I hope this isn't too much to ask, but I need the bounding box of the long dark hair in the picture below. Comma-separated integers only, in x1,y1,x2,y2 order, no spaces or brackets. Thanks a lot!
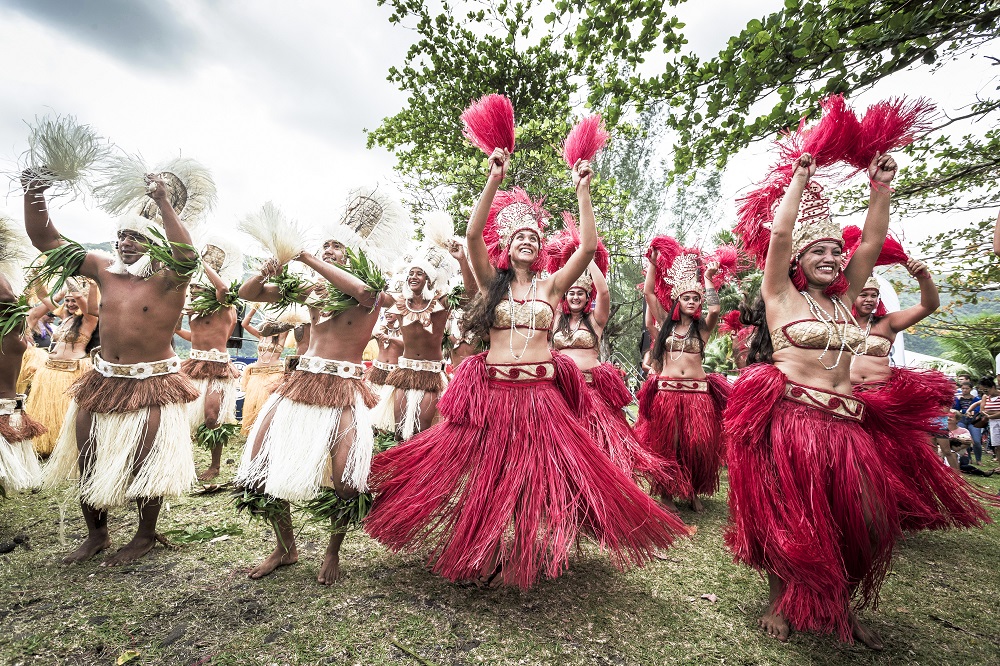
650,315,705,364
555,302,597,341
741,295,773,365
464,268,515,340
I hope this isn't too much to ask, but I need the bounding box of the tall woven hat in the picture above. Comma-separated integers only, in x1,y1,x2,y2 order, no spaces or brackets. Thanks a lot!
323,184,408,272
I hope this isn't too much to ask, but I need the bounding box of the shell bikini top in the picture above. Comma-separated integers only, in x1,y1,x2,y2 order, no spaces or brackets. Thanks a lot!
52,319,92,347
492,299,554,333
861,334,892,358
552,327,597,351
770,319,867,353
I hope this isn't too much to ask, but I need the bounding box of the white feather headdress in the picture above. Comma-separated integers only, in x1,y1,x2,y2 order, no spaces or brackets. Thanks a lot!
238,201,309,266
400,210,457,296
323,184,407,271
94,153,216,230
197,231,245,285
20,114,111,200
0,213,35,296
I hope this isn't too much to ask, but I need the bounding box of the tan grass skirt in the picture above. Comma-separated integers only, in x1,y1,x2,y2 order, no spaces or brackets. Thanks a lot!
240,363,285,436
25,356,92,456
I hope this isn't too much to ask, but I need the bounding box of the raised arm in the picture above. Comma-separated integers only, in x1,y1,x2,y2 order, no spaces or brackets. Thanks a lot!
702,262,721,332
201,263,230,303
146,174,198,278
550,160,597,295
591,262,610,328
884,259,939,333
239,258,283,303
643,252,668,324
762,154,815,304
84,279,100,318
241,305,262,339
449,241,478,299
297,252,393,309
21,176,106,279
466,148,509,288
843,153,897,301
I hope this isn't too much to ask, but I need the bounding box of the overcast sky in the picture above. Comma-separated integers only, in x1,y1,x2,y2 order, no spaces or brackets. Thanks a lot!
0,0,991,252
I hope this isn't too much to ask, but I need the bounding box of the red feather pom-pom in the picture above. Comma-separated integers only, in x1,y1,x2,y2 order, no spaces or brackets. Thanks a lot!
461,94,516,155
844,97,936,173
646,236,684,310
719,310,743,336
562,115,609,167
842,224,909,266
706,244,740,289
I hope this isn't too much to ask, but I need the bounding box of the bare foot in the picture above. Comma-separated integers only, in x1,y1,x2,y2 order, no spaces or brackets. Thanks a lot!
850,613,884,650
248,547,298,579
690,495,705,513
101,534,157,567
198,466,220,482
758,605,790,642
659,495,679,513
62,534,111,564
317,550,341,585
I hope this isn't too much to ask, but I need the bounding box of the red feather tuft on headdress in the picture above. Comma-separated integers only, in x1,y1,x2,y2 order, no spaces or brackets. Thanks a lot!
562,115,609,167
719,310,743,336
484,188,549,271
546,212,609,276
842,224,909,266
646,235,703,311
461,94,516,155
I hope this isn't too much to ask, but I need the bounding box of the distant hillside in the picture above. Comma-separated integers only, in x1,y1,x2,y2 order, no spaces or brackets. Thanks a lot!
899,289,999,357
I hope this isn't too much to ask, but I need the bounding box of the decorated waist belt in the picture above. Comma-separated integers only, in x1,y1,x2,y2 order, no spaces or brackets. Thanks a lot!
783,381,865,422
0,394,27,415
257,343,280,356
45,357,81,372
397,357,446,373
656,378,708,393
295,355,365,380
487,361,556,383
190,348,231,363
94,354,181,379
253,363,285,375
372,359,397,372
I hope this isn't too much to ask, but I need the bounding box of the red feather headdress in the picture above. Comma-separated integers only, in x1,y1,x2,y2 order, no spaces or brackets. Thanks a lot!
484,188,549,271
546,212,608,305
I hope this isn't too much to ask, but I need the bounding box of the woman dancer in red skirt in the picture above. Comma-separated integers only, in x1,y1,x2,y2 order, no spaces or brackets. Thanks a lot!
851,259,992,530
365,148,688,588
635,238,729,512
546,224,675,492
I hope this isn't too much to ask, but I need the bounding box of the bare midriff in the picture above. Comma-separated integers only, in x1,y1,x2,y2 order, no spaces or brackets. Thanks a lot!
399,307,449,361
304,303,380,363
96,270,189,364
190,307,237,353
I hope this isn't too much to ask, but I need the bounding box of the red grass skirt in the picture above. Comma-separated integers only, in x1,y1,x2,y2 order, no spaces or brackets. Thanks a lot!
724,363,900,641
584,363,677,490
365,352,688,589
855,368,993,531
635,374,729,497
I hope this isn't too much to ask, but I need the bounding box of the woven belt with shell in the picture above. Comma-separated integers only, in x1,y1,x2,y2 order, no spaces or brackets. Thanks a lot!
45,357,81,372
190,348,231,363
94,354,181,379
295,356,365,379
372,359,397,372
656,378,708,393
0,394,27,415
397,357,446,373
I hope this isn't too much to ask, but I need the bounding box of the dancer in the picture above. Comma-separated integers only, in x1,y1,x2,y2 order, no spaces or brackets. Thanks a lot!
547,223,670,490
373,214,474,439
235,185,405,584
365,148,688,589
177,235,243,481
31,164,209,566
851,254,993,529
16,302,52,396
239,306,294,436
0,220,44,496
366,310,402,391
23,278,99,457
636,238,729,512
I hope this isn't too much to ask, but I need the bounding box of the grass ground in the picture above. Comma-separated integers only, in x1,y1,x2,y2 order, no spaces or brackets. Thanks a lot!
2,442,999,666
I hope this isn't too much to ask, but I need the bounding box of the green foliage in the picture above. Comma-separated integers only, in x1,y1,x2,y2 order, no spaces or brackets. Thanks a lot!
189,281,241,317
265,265,310,312
29,237,87,295
140,228,200,279
232,487,287,525
300,489,373,533
0,295,31,340
312,248,389,317
374,428,400,453
194,423,240,451
934,313,1000,377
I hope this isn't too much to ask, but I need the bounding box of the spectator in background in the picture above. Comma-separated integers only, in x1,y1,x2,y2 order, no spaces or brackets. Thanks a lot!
955,373,977,399
954,382,983,462
949,413,996,477
974,377,1000,458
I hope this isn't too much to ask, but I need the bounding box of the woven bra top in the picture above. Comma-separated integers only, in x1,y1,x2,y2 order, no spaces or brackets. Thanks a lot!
861,334,892,358
666,331,704,355
552,327,597,350
492,299,554,332
771,319,866,353
52,320,91,346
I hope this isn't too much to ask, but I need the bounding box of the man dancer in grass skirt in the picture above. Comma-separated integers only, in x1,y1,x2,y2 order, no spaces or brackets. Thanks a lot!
176,234,244,481
235,184,406,584
28,162,211,566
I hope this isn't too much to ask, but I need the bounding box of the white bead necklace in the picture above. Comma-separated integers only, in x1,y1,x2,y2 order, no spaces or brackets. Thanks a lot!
800,291,865,370
508,277,538,361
